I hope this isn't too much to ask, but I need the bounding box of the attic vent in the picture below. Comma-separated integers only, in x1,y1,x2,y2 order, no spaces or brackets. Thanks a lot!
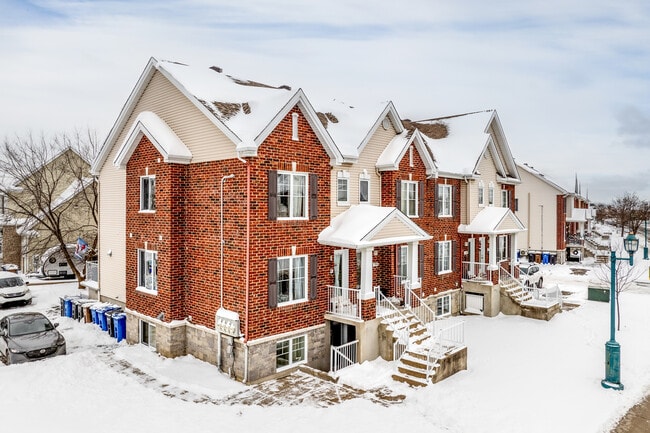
209,66,223,73
316,112,339,128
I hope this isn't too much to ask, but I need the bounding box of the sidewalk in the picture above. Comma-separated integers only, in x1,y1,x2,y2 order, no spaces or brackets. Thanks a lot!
611,394,650,432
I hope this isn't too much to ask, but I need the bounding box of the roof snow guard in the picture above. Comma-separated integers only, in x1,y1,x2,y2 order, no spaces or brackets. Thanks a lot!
113,111,192,168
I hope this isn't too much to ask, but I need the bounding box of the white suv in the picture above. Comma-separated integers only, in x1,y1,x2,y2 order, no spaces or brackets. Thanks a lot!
519,264,543,288
0,272,32,306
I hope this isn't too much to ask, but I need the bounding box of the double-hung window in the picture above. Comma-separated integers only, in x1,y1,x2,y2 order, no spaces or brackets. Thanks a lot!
400,181,418,217
436,294,451,317
277,255,307,304
478,181,485,207
436,241,452,274
359,174,370,204
337,171,349,206
501,189,509,208
140,175,155,211
137,249,158,292
437,184,452,217
488,182,495,206
278,172,307,219
276,335,306,370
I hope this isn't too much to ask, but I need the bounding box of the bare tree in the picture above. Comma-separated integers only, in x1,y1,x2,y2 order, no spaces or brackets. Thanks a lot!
593,241,645,330
0,131,98,283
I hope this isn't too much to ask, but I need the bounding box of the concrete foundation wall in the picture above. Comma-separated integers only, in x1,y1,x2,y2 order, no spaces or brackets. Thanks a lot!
461,281,501,317
432,346,468,384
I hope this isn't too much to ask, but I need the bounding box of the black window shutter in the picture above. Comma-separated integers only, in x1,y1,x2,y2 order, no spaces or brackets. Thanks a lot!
418,181,424,217
434,242,440,274
309,254,318,300
418,244,424,283
395,179,401,209
268,258,278,308
268,170,277,220
309,173,318,220
451,185,457,217
452,241,458,273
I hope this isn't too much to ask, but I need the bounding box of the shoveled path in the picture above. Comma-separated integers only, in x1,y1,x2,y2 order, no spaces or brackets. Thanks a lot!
611,394,650,433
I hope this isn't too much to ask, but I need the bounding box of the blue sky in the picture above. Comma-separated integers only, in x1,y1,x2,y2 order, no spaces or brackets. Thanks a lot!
0,0,649,203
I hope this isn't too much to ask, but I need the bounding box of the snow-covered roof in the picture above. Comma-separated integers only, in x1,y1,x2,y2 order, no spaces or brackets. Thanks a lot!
516,162,567,194
318,205,431,249
113,111,192,168
376,130,437,176
458,206,526,235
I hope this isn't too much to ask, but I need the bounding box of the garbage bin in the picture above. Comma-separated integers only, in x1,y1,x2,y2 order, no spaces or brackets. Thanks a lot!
542,253,550,264
64,298,73,318
59,297,66,316
105,308,123,337
82,302,97,323
113,313,127,342
98,306,120,332
90,304,102,325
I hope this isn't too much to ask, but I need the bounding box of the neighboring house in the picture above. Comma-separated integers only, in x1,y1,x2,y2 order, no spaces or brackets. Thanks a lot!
515,162,568,264
0,148,95,274
565,183,595,262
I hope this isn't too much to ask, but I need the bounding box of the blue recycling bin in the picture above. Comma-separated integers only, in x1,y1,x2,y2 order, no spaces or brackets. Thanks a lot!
98,306,120,331
113,313,127,342
64,298,73,317
542,253,550,264
90,304,101,325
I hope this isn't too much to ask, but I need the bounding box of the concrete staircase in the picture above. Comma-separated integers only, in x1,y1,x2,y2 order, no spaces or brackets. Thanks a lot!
384,310,441,387
500,273,533,305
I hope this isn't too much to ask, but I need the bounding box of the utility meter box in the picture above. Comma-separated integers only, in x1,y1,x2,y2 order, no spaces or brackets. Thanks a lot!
215,308,241,337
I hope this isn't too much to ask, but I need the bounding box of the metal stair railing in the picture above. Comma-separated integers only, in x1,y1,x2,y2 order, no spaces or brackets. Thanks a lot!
402,282,437,334
376,289,413,360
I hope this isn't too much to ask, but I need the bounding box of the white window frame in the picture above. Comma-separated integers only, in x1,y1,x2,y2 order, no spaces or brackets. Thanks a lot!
436,294,451,317
337,171,349,206
497,235,508,261
438,184,452,217
277,254,307,305
501,189,509,208
276,335,307,370
137,249,158,293
400,180,418,217
140,175,156,212
277,171,308,220
359,174,370,204
140,320,156,347
488,182,495,206
478,181,485,207
436,240,452,275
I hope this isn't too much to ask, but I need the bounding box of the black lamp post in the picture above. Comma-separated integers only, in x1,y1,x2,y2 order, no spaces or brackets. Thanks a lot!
601,233,638,390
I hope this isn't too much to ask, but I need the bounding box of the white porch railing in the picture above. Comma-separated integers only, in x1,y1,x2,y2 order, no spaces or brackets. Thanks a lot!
528,284,563,308
86,260,98,282
462,261,493,282
330,339,358,374
425,319,465,381
327,286,361,320
403,286,436,333
376,290,412,360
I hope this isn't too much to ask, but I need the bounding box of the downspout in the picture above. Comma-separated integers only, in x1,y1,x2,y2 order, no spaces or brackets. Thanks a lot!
243,158,251,383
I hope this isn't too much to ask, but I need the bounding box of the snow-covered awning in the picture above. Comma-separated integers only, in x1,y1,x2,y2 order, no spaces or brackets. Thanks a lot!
318,205,432,249
458,206,526,235
566,208,591,223
113,111,192,168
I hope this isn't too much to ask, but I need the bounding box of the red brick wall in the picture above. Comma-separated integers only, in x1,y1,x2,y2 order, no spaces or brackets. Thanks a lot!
556,194,566,249
124,106,333,342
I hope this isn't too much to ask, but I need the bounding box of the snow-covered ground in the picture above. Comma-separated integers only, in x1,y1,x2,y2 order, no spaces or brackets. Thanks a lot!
2,260,650,433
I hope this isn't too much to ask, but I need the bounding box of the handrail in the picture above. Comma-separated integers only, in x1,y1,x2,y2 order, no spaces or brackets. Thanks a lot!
403,287,437,334
376,290,412,360
330,339,359,373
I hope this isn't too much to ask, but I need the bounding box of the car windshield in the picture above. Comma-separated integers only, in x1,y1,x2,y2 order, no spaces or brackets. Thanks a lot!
519,265,530,274
0,277,24,288
8,316,54,336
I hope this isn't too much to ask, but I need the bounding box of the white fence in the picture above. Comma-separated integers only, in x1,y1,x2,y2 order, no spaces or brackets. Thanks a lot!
330,339,359,374
327,286,361,320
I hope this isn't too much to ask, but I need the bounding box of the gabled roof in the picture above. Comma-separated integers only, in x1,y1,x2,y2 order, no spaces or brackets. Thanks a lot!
416,110,520,182
517,162,567,194
458,206,526,235
113,111,192,168
92,57,342,174
376,129,437,176
318,205,431,249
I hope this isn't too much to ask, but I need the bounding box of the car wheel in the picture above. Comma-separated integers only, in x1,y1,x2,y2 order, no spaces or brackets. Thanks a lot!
25,299,32,305
537,278,543,288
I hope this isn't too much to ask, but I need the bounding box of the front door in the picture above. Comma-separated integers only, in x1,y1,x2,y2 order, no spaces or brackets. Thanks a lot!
479,237,486,276
333,249,349,290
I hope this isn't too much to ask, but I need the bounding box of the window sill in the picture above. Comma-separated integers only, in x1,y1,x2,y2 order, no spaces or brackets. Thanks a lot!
276,217,309,222
437,270,452,276
138,210,156,214
437,214,453,218
276,359,307,372
277,298,308,307
136,286,158,296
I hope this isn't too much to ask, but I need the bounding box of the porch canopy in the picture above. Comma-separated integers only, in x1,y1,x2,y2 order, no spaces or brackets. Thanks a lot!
458,206,526,235
566,208,590,223
318,204,431,249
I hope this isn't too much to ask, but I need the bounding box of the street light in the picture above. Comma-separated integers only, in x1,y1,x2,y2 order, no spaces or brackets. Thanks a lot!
601,233,638,390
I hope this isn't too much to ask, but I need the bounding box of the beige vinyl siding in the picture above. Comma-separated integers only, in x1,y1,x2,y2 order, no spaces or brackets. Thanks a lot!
111,71,237,166
515,168,560,252
497,216,520,231
467,148,500,221
97,148,126,303
330,118,397,217
371,218,413,241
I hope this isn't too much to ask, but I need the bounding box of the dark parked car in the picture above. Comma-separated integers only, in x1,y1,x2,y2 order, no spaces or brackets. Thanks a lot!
0,312,66,365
